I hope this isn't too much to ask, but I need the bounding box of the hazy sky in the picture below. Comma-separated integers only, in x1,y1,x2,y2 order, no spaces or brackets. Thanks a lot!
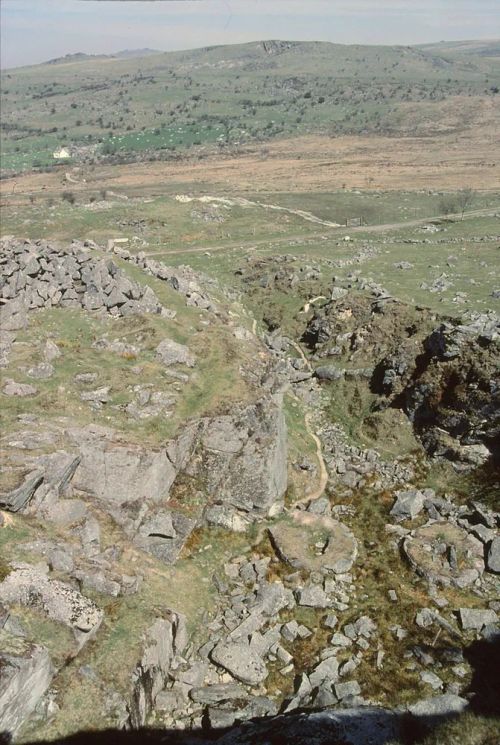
1,0,499,69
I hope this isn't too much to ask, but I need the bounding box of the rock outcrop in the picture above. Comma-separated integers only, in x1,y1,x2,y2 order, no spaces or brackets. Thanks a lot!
301,283,499,466
195,394,288,524
0,238,171,319
110,244,218,312
0,567,103,648
129,613,188,728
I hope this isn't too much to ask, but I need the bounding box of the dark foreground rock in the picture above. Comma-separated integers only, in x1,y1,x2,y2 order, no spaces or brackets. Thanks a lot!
12,697,472,745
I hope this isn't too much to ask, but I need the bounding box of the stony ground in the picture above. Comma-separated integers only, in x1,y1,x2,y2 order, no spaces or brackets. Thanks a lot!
0,195,499,745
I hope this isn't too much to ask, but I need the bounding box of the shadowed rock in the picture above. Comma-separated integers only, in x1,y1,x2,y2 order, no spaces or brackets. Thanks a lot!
0,630,53,738
0,470,44,512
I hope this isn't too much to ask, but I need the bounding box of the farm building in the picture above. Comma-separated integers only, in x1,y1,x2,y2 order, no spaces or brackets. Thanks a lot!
53,147,71,160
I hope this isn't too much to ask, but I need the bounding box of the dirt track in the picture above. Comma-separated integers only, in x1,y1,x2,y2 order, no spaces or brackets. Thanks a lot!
140,206,495,258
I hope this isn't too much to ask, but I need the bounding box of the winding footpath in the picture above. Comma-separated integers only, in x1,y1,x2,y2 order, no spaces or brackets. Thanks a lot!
285,339,329,507
297,411,329,506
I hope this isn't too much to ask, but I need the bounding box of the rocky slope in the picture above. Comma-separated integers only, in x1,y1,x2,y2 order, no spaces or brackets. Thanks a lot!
0,240,499,744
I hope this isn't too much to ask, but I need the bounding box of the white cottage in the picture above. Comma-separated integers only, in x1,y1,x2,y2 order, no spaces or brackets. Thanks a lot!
53,147,71,160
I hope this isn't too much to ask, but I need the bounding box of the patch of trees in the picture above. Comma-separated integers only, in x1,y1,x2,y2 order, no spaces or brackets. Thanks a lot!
438,188,476,218
62,191,76,204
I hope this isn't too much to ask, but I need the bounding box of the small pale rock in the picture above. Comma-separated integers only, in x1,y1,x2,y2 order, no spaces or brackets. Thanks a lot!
420,671,443,690
297,584,331,609
26,362,54,380
390,490,425,521
43,340,61,362
155,339,195,368
458,608,498,631
324,613,338,629
409,694,467,717
2,380,38,397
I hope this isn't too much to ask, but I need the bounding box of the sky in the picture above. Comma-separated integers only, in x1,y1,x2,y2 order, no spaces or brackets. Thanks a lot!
1,0,499,69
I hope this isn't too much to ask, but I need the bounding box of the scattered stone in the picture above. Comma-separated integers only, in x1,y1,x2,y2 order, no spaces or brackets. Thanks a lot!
315,366,344,381
324,613,338,629
0,567,103,647
80,386,110,404
269,511,357,575
420,671,443,690
74,372,98,384
189,683,248,705
155,689,186,714
330,633,352,647
403,523,484,588
408,693,468,718
43,340,61,362
351,616,376,638
468,523,495,544
42,498,88,527
415,608,435,629
138,511,176,540
0,239,168,318
309,658,339,689
197,395,288,519
47,549,74,573
281,620,300,642
0,471,43,512
376,650,385,669
204,504,249,533
129,613,187,728
73,570,121,597
390,489,425,521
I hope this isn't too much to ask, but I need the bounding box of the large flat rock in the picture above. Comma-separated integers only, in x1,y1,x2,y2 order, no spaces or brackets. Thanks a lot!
269,510,358,575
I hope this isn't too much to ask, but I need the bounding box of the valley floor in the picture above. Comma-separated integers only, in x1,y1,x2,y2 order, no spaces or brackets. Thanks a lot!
2,124,500,202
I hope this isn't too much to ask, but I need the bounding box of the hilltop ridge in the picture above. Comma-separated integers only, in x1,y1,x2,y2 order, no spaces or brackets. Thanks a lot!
44,48,162,65
1,37,499,174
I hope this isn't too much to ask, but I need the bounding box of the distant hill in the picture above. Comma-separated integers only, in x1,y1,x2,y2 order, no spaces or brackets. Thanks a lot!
417,39,500,58
1,39,499,173
44,48,161,65
45,52,104,65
